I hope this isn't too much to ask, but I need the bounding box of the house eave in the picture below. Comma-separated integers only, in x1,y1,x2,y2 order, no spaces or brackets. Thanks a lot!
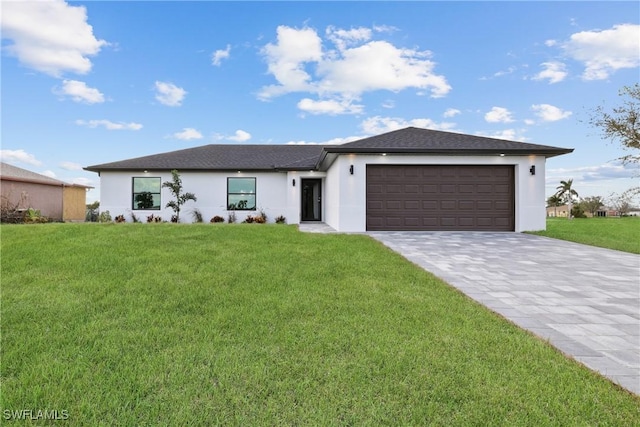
322,147,574,158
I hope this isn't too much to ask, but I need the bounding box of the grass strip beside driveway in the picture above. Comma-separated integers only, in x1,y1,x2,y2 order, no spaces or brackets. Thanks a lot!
2,224,639,425
529,217,640,254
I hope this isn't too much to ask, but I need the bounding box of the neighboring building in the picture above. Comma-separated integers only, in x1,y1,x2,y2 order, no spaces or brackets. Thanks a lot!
85,127,573,232
0,162,92,222
546,205,569,218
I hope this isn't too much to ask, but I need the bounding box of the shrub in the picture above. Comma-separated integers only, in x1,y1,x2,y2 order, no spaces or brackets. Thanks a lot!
23,208,48,223
275,215,286,224
131,213,140,223
147,214,162,223
115,214,126,223
253,216,266,224
210,215,225,223
228,211,237,224
258,209,267,223
191,209,203,223
243,215,255,224
99,210,112,223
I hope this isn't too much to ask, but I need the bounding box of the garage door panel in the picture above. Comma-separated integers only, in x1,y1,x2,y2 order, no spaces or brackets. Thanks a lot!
458,200,474,210
367,165,514,231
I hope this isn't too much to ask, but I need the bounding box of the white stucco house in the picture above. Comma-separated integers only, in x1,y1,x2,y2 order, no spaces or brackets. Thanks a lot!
85,127,573,232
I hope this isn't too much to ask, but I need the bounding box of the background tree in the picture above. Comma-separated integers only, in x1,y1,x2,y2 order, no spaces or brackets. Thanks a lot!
546,194,564,217
134,191,154,209
580,196,604,217
608,188,638,217
588,83,640,167
162,170,197,223
555,179,579,220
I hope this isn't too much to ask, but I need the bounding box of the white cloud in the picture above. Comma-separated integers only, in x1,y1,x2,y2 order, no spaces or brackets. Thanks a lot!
297,98,364,115
533,61,568,84
286,136,362,145
75,119,143,130
476,129,526,142
484,107,514,123
545,39,557,47
60,161,82,171
71,177,93,187
326,26,372,51
259,26,323,99
0,149,42,166
562,24,640,80
531,104,572,122
443,108,461,118
228,130,251,142
171,128,203,141
54,80,105,104
212,45,231,66
381,100,395,109
258,25,451,115
154,81,186,106
361,116,457,135
1,0,107,76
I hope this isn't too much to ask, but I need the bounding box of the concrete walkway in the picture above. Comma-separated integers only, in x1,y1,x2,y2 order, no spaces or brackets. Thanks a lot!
367,231,639,395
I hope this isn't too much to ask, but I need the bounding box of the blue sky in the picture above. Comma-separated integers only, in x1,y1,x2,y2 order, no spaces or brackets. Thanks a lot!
1,1,638,204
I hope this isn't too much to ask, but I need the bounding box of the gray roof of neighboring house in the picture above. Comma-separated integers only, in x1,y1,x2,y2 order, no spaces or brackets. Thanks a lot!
0,162,92,188
85,127,574,172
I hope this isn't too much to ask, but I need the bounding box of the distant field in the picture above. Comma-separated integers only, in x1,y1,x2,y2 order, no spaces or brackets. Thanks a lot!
2,224,639,425
529,217,640,254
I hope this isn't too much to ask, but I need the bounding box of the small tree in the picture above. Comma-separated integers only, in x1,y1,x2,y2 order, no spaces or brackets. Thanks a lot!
609,188,639,217
588,83,640,167
555,179,579,220
580,196,604,217
134,192,155,209
162,169,197,223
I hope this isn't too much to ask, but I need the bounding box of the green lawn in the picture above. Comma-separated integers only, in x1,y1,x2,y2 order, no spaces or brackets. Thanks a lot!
529,217,640,254
1,224,639,425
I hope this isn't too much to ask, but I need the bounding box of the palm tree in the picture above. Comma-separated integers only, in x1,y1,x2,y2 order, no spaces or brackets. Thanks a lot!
555,179,579,219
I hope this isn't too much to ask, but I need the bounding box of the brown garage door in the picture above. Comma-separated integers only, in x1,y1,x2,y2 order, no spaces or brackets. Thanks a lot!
366,165,514,231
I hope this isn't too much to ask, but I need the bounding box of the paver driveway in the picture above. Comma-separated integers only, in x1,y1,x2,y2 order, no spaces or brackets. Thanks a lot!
368,231,640,395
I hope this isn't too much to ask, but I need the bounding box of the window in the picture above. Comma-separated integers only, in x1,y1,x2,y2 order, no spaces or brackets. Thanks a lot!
132,177,161,210
227,177,256,210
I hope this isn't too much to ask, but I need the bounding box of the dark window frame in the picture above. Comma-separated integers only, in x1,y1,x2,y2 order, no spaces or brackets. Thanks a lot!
132,177,161,210
227,177,256,211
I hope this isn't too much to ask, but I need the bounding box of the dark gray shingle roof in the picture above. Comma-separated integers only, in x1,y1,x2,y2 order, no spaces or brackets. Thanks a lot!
85,127,573,172
325,127,573,157
85,144,326,172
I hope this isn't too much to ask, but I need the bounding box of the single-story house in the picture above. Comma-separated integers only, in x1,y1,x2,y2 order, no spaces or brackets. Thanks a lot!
1,162,93,222
85,127,573,232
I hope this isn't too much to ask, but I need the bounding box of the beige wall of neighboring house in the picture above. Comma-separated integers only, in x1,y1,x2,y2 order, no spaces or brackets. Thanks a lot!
63,186,91,221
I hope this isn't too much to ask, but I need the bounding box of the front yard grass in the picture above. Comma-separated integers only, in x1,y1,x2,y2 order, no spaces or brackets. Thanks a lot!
529,217,640,254
1,223,639,425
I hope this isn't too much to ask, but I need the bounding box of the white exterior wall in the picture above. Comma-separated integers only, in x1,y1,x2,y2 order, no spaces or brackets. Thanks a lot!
99,171,290,223
324,154,548,233
285,171,327,224
98,153,548,231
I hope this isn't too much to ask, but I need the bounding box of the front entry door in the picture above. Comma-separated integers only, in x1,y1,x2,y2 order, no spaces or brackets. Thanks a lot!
301,179,322,221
